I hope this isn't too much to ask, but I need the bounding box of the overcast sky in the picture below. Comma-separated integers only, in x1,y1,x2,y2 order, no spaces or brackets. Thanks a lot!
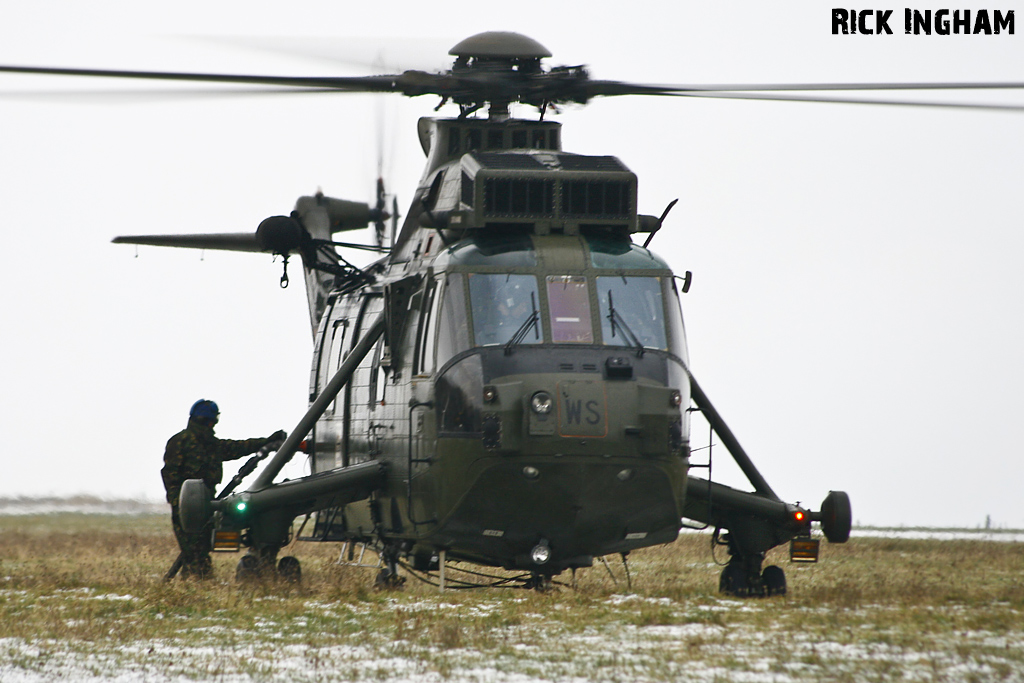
1,1,1022,528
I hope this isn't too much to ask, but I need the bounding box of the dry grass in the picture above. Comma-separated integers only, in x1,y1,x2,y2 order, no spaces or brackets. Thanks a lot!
2,513,1023,681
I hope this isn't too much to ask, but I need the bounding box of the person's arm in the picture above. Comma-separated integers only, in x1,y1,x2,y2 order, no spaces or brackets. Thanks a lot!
216,430,287,462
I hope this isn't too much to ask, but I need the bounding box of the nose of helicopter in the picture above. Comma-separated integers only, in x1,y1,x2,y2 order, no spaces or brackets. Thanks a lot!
433,456,683,572
428,344,690,572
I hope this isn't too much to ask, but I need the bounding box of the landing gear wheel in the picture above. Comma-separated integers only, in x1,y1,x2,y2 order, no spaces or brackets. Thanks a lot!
524,574,554,591
236,555,261,581
178,479,212,534
374,565,406,590
762,565,787,596
821,490,852,543
278,556,301,583
719,563,749,597
374,544,406,590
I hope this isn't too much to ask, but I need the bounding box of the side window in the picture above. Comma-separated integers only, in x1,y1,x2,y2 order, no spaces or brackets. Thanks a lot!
415,278,440,375
309,298,337,401
369,339,388,409
435,274,470,368
326,319,348,414
437,355,484,434
665,278,689,363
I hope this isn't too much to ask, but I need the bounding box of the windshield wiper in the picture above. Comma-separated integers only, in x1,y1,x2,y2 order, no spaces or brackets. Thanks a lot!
607,290,645,357
504,292,540,355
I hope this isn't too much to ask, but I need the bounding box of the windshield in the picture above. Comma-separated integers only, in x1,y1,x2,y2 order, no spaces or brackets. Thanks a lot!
468,273,541,346
547,275,593,343
597,276,668,350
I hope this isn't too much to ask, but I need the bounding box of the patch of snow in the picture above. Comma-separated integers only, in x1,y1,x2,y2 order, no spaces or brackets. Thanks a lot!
853,528,1024,542
0,497,168,516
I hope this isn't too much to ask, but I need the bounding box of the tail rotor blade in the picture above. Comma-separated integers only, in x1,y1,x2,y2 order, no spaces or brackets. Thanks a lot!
390,195,400,248
373,177,387,248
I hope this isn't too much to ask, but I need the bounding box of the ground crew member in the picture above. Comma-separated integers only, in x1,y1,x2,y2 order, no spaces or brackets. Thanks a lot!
161,399,286,578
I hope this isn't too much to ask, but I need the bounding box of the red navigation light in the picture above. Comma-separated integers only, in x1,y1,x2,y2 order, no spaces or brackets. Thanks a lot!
794,510,805,522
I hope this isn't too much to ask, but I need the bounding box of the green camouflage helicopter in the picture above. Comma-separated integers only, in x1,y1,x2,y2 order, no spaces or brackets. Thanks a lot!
12,30,1017,595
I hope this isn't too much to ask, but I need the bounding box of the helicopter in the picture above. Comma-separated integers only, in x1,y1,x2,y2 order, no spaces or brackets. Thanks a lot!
4,31,1021,595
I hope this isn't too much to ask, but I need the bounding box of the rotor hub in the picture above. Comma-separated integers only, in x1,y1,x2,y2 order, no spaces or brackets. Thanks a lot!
449,31,552,62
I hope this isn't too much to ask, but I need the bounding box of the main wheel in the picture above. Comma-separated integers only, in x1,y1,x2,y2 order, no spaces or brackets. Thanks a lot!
719,563,749,597
374,566,406,590
236,554,261,581
821,490,852,543
278,556,301,583
762,565,787,596
178,479,212,534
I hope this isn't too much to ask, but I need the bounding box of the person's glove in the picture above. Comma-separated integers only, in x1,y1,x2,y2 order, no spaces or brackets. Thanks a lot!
267,429,287,444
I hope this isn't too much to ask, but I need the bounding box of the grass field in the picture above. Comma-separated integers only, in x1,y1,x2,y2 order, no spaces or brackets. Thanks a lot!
1,512,1023,682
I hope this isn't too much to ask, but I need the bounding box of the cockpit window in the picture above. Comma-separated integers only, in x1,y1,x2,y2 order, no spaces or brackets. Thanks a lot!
586,235,670,270
546,275,593,343
665,278,689,362
596,276,668,350
440,233,536,267
435,274,470,368
468,274,541,346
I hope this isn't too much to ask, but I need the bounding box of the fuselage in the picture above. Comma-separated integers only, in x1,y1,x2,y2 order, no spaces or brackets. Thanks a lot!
306,230,692,573
292,116,693,574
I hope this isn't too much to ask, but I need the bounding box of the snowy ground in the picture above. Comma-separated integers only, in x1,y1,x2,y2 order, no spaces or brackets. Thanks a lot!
852,527,1024,543
1,592,1022,682
3,502,1022,681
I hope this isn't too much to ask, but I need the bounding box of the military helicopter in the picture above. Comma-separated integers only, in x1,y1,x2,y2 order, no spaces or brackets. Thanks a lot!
4,31,1020,595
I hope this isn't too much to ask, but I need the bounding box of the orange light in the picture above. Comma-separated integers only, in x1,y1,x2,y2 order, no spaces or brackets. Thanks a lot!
794,511,805,522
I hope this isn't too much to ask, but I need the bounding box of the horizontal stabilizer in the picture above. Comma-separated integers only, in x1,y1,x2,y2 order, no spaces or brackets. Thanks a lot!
112,233,263,252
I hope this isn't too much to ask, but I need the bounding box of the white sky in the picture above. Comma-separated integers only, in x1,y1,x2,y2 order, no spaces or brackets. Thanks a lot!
0,2,1021,528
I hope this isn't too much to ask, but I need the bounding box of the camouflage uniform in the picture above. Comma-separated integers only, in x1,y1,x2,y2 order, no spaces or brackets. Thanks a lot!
161,418,268,578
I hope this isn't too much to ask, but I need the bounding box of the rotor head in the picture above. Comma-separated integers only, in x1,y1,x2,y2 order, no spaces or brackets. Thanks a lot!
449,32,551,60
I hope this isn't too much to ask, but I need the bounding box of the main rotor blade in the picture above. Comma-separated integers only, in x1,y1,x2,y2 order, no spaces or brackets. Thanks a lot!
0,64,408,92
582,79,1024,99
667,90,1024,113
624,80,1024,94
5,62,1022,110
112,233,264,252
0,86,350,103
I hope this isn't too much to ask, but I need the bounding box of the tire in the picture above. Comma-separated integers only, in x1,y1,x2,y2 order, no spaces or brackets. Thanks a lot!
236,554,261,581
278,556,301,583
821,491,852,543
762,565,787,597
178,479,212,534
719,563,749,597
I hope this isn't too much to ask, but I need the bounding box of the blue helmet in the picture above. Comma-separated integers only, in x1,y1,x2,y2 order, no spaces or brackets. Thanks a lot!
189,399,220,421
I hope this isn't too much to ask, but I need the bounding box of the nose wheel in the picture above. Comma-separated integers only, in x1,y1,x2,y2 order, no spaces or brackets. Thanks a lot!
523,573,555,591
761,564,786,596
